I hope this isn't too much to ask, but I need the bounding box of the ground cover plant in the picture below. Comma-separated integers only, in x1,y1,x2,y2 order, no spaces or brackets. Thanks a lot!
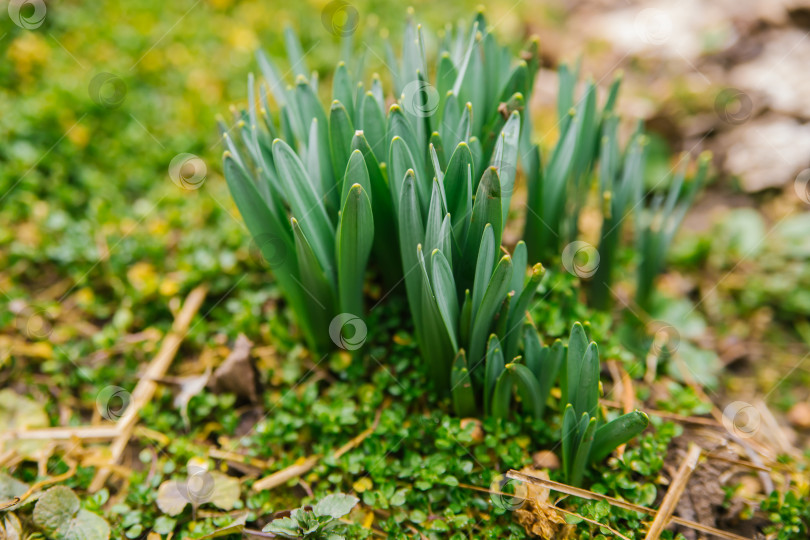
2,1,810,539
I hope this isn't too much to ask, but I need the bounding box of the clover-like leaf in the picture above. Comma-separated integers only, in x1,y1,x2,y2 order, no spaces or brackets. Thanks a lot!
156,480,188,517
312,493,359,519
33,486,110,540
263,516,300,536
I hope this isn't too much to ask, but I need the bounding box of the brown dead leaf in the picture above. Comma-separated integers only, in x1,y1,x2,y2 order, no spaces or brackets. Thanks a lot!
513,468,572,539
209,334,260,403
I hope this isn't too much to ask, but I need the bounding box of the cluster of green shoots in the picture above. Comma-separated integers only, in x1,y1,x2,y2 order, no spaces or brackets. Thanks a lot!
220,11,706,484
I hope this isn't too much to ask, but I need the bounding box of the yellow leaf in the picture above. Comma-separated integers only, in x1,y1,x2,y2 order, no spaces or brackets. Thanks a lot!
352,477,372,493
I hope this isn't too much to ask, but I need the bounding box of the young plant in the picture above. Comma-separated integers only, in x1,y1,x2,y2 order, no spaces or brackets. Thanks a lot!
559,323,649,486
523,65,623,263
452,321,561,419
221,13,539,364
221,13,652,478
587,119,646,310
635,152,710,311
262,493,359,539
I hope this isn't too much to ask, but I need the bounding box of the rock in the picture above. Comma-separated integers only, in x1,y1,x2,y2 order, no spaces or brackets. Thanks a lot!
786,401,810,429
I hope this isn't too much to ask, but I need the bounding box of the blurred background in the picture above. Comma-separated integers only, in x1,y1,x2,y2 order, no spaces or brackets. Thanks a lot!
2,0,810,447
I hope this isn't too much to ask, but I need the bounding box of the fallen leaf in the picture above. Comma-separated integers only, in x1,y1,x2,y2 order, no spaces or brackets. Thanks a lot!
209,334,260,403
1,513,23,540
33,486,110,540
512,468,571,540
156,480,188,517
156,461,241,516
208,472,240,510
0,389,51,460
173,367,211,429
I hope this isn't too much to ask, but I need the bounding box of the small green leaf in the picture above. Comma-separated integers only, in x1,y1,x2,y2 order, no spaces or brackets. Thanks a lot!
34,486,110,540
313,493,360,519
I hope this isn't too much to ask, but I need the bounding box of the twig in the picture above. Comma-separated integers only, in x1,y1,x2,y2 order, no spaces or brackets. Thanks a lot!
600,399,720,427
2,457,78,508
506,470,752,540
456,481,630,540
644,443,702,540
89,285,208,492
252,455,321,492
0,425,120,441
253,406,385,492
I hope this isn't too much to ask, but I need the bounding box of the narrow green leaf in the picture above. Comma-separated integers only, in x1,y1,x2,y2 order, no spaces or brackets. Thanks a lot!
337,184,374,317
417,245,454,389
561,403,577,482
341,150,372,209
224,154,330,349
431,249,459,351
538,339,564,411
361,92,387,162
291,217,335,330
423,181,446,271
490,367,513,420
510,362,545,418
451,350,477,417
468,255,512,363
484,335,505,415
590,411,650,463
332,62,355,120
570,416,597,486
329,101,354,184
284,26,309,79
471,224,496,323
398,170,426,329
509,241,528,296
351,131,400,279
563,322,588,407
574,342,600,420
389,136,420,214
436,53,457,112
503,263,544,359
443,143,474,241
294,78,334,205
461,166,502,289
273,141,335,276
490,111,521,225
459,288,472,350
